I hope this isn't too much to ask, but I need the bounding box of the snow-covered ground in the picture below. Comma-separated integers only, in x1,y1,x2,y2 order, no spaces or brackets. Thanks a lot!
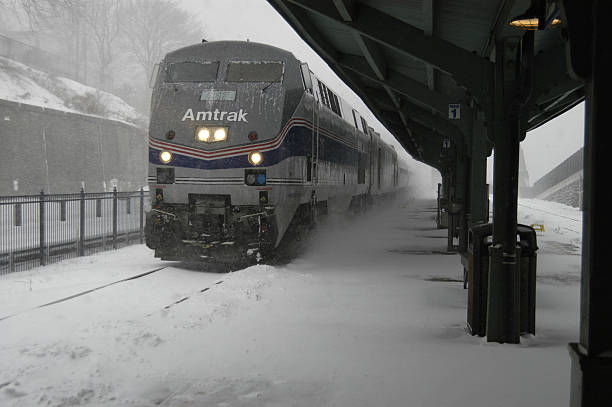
0,198,581,406
0,56,146,127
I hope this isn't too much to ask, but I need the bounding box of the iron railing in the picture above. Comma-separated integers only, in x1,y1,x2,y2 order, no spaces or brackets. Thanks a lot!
0,188,146,274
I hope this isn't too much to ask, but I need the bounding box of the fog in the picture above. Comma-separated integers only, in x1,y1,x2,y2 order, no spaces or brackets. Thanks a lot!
0,0,583,192
0,3,586,405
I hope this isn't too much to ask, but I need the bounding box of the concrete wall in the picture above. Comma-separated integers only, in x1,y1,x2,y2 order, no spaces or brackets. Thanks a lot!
1,99,146,195
529,148,584,208
535,170,583,208
541,177,582,208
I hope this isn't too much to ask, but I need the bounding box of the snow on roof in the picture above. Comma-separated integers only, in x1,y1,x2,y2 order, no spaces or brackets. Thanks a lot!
0,56,147,128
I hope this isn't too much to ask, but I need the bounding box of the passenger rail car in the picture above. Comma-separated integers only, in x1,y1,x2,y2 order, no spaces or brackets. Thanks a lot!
145,41,406,263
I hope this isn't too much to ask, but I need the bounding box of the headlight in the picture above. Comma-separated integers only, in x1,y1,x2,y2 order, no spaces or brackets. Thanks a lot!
160,151,172,163
214,128,227,141
195,127,228,143
248,151,263,165
197,128,210,142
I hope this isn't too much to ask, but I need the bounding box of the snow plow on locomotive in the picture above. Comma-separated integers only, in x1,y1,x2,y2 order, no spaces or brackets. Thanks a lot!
145,41,406,265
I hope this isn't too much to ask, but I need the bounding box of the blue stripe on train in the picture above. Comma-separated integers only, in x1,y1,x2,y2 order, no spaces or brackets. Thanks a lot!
149,126,359,169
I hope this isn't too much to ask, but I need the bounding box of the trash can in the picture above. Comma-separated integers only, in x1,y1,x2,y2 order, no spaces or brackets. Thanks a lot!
466,222,493,336
466,223,538,337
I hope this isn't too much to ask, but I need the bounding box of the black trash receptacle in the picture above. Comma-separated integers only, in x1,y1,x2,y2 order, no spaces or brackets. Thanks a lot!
517,224,538,335
466,223,493,336
466,223,538,337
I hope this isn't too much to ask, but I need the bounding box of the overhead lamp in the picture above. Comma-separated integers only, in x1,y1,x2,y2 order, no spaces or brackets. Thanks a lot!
509,2,562,30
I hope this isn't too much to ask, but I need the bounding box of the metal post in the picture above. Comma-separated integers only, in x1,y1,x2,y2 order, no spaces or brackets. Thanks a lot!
139,187,144,244
112,187,118,249
79,188,85,256
487,108,521,343
487,33,534,343
440,170,454,250
39,190,46,266
9,252,15,273
469,116,490,225
436,183,442,227
456,151,469,253
566,1,612,405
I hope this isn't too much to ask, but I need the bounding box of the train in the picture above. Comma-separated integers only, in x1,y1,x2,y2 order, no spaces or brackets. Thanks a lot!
145,41,408,265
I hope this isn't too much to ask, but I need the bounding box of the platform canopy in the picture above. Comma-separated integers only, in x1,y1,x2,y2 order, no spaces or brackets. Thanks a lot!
267,0,584,168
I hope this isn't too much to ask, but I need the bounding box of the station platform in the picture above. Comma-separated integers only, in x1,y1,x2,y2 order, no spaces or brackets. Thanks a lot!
0,198,581,406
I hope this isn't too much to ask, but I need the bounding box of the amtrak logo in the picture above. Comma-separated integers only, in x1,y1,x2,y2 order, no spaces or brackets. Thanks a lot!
181,108,248,122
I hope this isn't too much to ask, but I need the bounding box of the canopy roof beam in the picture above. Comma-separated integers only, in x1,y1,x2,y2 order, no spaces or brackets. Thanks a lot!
284,0,493,100
422,0,436,91
331,0,356,21
339,53,455,117
481,0,518,58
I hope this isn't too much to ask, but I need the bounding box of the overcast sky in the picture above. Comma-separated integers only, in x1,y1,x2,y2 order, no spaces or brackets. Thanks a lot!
183,0,584,187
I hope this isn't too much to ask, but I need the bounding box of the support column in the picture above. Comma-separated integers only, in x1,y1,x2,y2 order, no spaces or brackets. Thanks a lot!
454,147,469,253
441,168,454,251
469,116,489,226
487,32,533,343
487,106,521,343
567,1,612,405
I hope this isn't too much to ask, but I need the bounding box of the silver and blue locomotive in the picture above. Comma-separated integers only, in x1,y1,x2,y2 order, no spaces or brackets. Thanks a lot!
145,41,406,263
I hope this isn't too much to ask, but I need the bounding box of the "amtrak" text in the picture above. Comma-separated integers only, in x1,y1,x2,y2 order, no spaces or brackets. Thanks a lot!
181,108,248,122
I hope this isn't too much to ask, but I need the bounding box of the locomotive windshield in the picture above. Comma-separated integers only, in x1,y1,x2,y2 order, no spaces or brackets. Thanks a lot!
225,61,284,82
166,61,219,82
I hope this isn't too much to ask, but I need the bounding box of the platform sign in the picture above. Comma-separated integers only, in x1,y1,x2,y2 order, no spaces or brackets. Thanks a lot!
448,103,461,120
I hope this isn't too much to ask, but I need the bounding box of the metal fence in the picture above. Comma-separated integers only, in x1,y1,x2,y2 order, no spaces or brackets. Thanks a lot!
0,189,146,275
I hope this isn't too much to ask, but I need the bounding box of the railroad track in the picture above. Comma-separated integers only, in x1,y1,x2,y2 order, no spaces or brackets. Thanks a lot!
517,202,582,234
517,202,581,223
0,262,247,322
0,266,167,322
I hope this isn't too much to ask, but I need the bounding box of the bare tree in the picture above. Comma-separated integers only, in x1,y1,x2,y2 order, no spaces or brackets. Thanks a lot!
2,0,203,112
81,0,122,90
121,0,203,85
4,0,90,82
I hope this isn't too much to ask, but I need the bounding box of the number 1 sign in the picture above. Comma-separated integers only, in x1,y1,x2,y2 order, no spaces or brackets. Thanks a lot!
448,103,461,120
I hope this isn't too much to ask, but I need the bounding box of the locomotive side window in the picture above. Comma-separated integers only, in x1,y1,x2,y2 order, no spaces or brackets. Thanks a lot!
328,90,341,116
326,88,335,111
318,82,330,108
300,63,313,92
226,61,284,82
352,110,359,129
166,62,219,82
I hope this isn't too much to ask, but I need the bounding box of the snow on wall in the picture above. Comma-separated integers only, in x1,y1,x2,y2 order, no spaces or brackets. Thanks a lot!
0,56,146,128
0,55,149,195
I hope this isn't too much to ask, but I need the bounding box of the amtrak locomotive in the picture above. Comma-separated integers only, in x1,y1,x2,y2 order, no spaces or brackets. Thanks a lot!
145,41,406,264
